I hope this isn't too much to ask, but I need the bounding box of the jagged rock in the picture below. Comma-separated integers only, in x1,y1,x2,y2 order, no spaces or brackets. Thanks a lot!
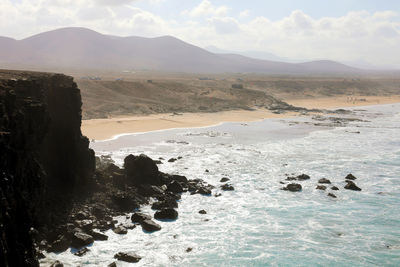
74,247,90,257
154,208,178,220
318,178,331,184
328,193,337,198
167,181,184,194
108,262,117,267
282,183,302,192
113,226,128,235
114,251,142,263
124,154,160,185
344,181,361,191
89,230,108,241
331,186,339,191
170,174,188,183
75,219,93,232
71,232,94,248
221,184,235,191
220,177,230,182
296,174,311,181
50,260,64,267
316,185,327,190
199,210,207,214
197,187,212,195
345,174,357,180
168,158,177,162
48,235,70,253
186,247,193,252
141,219,161,232
131,212,152,223
111,191,139,212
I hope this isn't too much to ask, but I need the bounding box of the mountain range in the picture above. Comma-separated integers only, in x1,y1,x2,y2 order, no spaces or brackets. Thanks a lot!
0,27,362,74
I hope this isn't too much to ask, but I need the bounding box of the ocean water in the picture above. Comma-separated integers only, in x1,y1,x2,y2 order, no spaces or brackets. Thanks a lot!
42,103,400,266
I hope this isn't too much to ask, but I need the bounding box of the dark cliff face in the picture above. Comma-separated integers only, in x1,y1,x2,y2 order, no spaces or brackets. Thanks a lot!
0,70,95,266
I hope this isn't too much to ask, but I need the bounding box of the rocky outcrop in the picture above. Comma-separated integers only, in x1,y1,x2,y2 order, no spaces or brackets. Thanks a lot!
0,70,95,267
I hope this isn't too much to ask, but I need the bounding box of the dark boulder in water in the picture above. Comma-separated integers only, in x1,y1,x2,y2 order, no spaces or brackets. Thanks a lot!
154,208,178,220
124,154,161,185
71,232,94,248
296,174,311,181
344,180,361,191
89,230,108,241
167,180,184,194
328,193,337,198
112,226,128,235
316,185,327,190
199,210,207,214
282,183,302,192
48,235,70,253
220,177,230,182
221,184,235,191
151,199,178,210
114,251,142,263
74,247,90,257
131,212,152,223
318,178,331,184
141,219,161,232
168,158,177,162
331,186,339,190
345,173,357,180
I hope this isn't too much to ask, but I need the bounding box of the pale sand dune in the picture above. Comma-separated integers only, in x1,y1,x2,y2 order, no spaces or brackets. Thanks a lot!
82,95,400,141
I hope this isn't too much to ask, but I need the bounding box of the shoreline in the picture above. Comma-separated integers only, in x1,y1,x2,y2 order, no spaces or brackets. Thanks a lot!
82,95,400,141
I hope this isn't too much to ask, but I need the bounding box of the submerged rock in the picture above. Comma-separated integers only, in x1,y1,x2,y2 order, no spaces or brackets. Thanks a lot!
345,173,357,180
141,219,161,232
114,251,142,263
328,193,337,198
74,247,90,257
199,210,207,214
331,186,339,191
154,208,178,220
318,178,331,184
282,183,302,192
344,181,361,191
316,185,327,190
221,184,235,191
220,177,230,182
112,226,128,235
50,260,64,267
131,212,152,223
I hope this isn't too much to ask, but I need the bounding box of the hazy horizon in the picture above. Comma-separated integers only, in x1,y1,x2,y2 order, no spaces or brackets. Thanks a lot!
1,0,399,69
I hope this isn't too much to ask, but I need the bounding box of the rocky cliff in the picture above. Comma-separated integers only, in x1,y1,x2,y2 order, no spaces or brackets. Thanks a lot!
0,70,95,266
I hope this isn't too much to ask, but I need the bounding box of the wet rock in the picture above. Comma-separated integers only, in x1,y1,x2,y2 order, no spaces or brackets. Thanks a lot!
167,180,184,194
220,177,230,182
71,232,94,248
198,187,212,195
205,169,209,173
168,158,177,162
124,154,161,185
344,181,361,191
48,235,70,253
89,230,108,241
154,160,163,164
316,185,327,190
199,210,207,214
186,247,193,252
50,260,64,267
328,193,337,198
331,186,339,191
170,174,188,184
318,178,331,184
131,212,152,223
114,251,142,263
151,199,178,210
74,247,90,257
296,174,311,181
154,208,178,220
282,183,302,192
345,173,357,180
214,193,222,197
75,219,93,232
141,219,161,232
112,226,128,235
111,191,139,212
221,184,234,191
108,262,117,267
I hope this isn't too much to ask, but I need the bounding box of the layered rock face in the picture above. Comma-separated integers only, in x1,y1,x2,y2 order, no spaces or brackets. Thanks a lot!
0,70,95,267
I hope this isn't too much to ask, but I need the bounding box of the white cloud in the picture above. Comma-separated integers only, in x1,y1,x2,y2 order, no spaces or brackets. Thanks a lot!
239,10,250,18
182,0,228,17
208,17,240,34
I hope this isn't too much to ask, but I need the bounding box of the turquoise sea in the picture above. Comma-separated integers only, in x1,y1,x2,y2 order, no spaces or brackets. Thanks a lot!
42,103,400,266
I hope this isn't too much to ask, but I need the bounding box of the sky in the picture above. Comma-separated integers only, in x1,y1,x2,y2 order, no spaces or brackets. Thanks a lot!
1,0,399,68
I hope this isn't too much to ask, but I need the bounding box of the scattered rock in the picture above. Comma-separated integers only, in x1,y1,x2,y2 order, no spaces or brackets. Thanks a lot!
344,181,361,191
168,158,177,163
198,187,212,195
131,212,152,223
205,169,209,173
221,184,234,191
167,181,184,194
141,219,161,232
220,177,230,182
74,247,90,257
48,235,70,253
124,154,161,185
214,193,222,197
318,178,331,184
71,232,94,248
296,174,311,181
154,208,178,220
282,183,302,192
186,247,193,252
328,193,337,198
89,230,108,241
345,173,357,180
108,262,117,267
114,252,142,263
316,185,327,190
151,199,178,210
199,210,207,214
331,186,339,191
112,226,128,235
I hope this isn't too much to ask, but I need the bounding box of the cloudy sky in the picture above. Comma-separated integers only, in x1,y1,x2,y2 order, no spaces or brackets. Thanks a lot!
1,0,399,68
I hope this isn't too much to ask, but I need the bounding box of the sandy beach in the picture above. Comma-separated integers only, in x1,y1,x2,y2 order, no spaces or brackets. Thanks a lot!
82,95,400,140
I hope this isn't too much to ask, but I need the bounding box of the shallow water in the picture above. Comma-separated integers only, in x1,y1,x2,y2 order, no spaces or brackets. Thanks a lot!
42,103,400,266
